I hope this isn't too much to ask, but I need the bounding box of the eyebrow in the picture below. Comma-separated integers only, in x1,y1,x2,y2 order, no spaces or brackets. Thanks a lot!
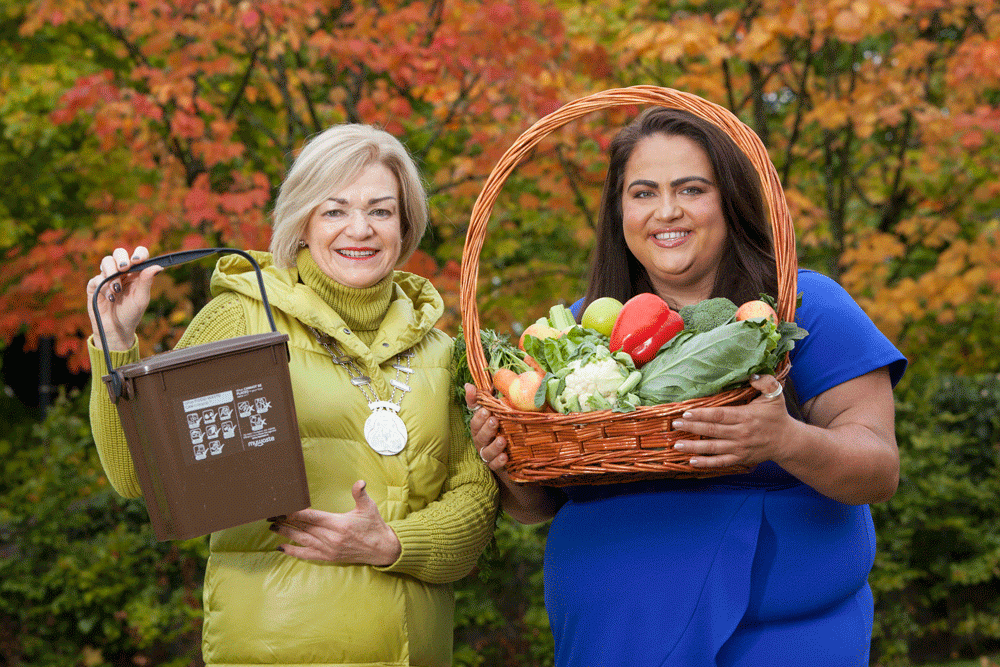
626,176,714,189
327,195,397,205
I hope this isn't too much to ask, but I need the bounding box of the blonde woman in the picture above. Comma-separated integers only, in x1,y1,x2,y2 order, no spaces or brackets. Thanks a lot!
87,124,498,666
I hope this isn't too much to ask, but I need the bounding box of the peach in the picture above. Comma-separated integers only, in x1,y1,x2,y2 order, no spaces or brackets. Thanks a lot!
735,300,778,325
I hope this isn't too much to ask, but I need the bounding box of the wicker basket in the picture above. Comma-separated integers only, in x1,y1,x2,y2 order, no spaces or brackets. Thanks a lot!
460,86,798,486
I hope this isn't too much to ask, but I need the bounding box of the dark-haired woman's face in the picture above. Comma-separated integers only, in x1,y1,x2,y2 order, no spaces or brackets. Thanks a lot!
620,133,728,305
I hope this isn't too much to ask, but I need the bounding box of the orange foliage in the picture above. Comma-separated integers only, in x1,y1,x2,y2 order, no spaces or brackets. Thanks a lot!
5,0,1000,378
3,0,607,370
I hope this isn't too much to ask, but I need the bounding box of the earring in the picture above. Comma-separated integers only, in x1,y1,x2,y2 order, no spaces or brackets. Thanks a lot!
297,240,306,248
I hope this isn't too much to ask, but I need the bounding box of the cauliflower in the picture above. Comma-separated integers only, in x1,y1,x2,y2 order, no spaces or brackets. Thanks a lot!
679,297,738,333
548,346,642,413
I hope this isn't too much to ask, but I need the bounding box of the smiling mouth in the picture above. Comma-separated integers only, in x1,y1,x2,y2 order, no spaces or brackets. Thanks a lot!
654,231,690,241
336,249,378,259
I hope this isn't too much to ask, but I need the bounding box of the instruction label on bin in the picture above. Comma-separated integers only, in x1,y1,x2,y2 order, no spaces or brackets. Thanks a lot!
179,382,280,466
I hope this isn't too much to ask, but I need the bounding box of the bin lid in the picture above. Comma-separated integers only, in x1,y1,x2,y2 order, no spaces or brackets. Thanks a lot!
111,332,289,379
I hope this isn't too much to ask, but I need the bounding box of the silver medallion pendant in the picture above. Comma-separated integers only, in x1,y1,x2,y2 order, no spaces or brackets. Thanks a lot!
364,402,408,455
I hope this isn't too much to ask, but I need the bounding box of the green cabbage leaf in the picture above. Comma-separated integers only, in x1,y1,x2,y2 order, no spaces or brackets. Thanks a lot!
636,317,807,404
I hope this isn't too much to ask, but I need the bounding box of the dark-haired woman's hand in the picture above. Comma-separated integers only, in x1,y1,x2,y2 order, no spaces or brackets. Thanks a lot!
465,383,508,472
669,369,900,504
669,374,791,470
464,382,567,523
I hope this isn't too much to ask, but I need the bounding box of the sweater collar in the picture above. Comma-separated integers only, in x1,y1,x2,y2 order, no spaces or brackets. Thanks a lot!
296,248,393,333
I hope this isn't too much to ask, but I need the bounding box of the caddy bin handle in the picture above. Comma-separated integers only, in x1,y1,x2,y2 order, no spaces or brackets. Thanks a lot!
92,247,280,403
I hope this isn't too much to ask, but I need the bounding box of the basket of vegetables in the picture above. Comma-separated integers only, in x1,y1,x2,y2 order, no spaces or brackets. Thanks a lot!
458,86,804,486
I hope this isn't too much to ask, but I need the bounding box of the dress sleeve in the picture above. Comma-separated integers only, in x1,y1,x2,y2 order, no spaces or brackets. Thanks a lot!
788,269,908,403
378,401,500,584
87,292,249,498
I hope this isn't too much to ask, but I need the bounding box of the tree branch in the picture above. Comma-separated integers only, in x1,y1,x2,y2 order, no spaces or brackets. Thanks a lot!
781,33,814,186
554,145,596,230
226,44,261,120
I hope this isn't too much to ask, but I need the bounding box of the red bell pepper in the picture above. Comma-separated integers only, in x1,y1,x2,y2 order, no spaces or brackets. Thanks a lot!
609,293,684,366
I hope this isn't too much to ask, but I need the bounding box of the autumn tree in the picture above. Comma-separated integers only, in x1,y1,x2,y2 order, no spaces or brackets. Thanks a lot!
0,0,610,371
603,0,1000,376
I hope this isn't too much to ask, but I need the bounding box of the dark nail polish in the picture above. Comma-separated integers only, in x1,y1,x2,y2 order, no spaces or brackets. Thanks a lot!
119,261,127,268
276,545,285,552
112,282,122,293
108,293,115,302
266,515,286,522
268,523,278,532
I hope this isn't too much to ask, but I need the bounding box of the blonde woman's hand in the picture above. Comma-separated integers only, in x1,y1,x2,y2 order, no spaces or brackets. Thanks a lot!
269,480,402,566
86,246,162,351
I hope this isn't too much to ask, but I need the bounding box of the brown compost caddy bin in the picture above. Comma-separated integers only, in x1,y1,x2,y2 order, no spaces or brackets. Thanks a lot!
94,248,310,541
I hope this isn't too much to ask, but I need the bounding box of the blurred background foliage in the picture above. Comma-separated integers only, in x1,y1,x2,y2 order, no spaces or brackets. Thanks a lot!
1,0,999,664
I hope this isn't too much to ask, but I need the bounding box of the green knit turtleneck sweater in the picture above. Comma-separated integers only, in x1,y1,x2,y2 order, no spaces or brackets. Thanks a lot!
294,249,394,346
162,248,396,350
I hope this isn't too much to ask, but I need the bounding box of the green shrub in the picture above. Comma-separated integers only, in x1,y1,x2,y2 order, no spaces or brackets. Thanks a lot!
0,388,206,666
871,372,1000,665
453,517,554,666
11,373,999,667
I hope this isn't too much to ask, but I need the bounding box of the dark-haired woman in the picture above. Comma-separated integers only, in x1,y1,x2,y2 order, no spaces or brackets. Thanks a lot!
467,106,906,666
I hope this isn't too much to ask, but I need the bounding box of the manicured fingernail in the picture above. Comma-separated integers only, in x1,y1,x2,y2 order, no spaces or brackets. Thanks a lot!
112,282,122,293
132,255,141,260
672,420,685,428
108,293,115,302
268,523,278,532
119,261,127,268
689,458,699,466
276,545,285,552
674,442,686,451
751,374,760,380
682,411,693,419
266,515,285,522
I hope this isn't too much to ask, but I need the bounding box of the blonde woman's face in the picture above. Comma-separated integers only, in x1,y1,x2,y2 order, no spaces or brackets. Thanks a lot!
302,163,403,288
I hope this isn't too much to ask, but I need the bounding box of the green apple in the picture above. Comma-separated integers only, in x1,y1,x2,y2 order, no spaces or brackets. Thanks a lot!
581,297,624,337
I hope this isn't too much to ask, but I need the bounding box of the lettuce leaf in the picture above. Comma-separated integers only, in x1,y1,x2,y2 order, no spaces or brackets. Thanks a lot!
636,317,806,404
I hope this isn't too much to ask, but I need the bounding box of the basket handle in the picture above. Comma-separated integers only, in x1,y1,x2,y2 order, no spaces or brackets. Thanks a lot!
92,247,279,403
460,85,798,394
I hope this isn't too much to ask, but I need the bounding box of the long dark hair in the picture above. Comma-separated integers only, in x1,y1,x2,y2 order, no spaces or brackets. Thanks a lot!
583,107,777,311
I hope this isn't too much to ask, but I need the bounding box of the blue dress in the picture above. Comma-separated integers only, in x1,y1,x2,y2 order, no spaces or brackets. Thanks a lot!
550,270,907,666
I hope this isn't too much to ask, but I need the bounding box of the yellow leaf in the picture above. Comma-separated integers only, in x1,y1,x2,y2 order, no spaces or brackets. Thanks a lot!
82,647,104,667
833,10,865,42
739,23,777,60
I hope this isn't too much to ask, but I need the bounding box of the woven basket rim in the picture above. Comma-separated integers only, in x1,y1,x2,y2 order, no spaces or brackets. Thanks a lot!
458,86,798,484
460,85,798,400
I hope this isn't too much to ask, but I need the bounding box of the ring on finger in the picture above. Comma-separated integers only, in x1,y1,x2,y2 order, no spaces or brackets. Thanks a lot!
478,450,489,463
762,384,783,400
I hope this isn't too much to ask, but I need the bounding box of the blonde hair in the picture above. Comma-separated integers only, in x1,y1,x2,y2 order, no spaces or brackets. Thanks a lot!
270,124,428,269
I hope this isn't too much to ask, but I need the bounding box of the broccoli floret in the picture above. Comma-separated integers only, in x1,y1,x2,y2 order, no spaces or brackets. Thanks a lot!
682,297,738,333
679,304,697,329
